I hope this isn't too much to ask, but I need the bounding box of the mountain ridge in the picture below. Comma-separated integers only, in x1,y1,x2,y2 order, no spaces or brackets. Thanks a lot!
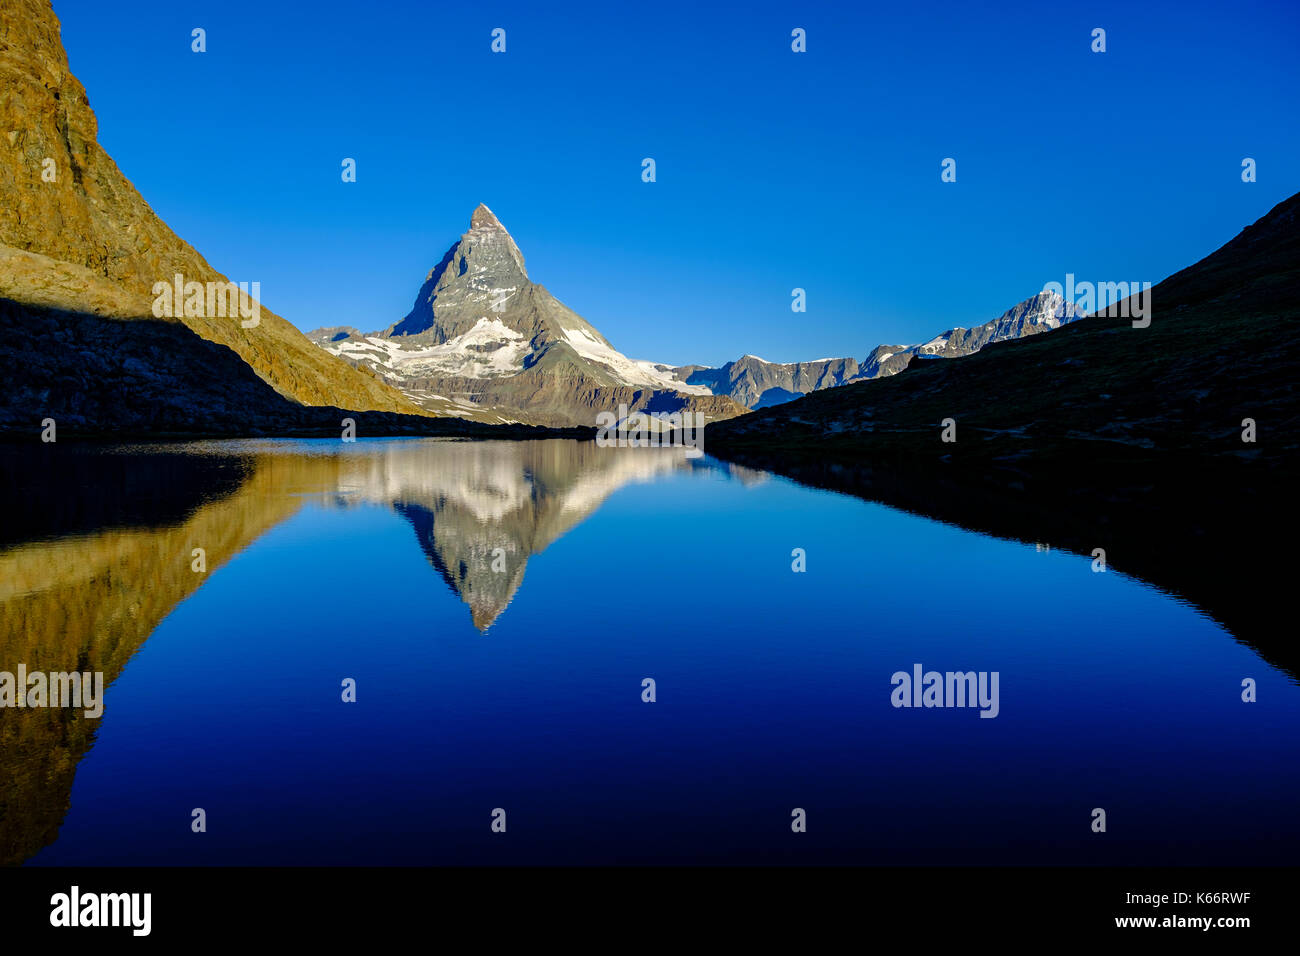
0,0,428,418
706,190,1300,469
702,190,1300,675
676,289,1085,409
309,204,1089,424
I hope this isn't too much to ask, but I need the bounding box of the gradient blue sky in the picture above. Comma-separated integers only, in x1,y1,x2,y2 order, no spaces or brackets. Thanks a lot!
53,0,1300,366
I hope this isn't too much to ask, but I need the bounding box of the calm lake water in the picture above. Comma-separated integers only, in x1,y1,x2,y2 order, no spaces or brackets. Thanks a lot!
1,438,1297,865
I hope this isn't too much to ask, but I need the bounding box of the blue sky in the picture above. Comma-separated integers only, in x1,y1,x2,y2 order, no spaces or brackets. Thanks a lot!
54,0,1300,366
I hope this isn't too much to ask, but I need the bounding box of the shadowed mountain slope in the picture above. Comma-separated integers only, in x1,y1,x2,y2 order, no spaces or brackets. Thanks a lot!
708,191,1300,471
707,191,1300,673
0,0,426,417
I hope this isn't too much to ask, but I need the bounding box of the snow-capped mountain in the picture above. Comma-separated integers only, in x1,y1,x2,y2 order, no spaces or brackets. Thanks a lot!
675,355,864,409
308,207,1086,423
676,290,1086,409
308,205,746,427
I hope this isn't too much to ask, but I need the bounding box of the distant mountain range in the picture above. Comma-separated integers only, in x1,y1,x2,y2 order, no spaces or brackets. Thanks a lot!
708,191,1300,472
674,289,1084,409
310,207,1085,424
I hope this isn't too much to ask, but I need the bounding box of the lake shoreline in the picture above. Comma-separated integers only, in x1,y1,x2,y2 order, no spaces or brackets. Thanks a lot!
705,440,1298,682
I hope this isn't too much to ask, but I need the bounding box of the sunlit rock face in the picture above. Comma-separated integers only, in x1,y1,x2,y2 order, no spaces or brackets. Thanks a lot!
309,205,749,427
0,0,420,417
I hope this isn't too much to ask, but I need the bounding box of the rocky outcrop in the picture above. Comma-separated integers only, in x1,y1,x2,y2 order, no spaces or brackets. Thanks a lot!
0,0,422,416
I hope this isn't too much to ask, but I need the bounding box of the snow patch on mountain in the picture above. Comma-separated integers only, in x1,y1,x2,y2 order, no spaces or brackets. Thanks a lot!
329,318,531,380
560,326,713,394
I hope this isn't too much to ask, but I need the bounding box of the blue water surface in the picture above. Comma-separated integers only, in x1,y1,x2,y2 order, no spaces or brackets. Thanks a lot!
21,439,1299,865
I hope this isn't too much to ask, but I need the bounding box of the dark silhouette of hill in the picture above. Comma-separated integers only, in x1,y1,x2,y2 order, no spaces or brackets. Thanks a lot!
709,191,1300,471
708,192,1300,675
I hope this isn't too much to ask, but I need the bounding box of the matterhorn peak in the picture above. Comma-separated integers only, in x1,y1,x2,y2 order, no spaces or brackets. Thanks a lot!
319,203,742,427
470,203,505,231
459,203,527,279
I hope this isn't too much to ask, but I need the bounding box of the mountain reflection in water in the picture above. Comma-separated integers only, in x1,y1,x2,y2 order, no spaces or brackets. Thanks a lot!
1,438,1295,867
0,439,754,864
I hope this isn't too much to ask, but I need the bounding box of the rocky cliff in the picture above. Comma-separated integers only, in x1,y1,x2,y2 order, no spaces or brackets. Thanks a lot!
0,0,422,418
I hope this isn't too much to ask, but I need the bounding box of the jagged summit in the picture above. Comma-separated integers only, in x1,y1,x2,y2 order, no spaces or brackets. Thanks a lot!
311,204,747,426
470,203,505,231
384,205,556,342
463,203,528,278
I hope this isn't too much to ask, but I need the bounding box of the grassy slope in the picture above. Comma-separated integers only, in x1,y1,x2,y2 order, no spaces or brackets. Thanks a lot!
0,0,424,416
